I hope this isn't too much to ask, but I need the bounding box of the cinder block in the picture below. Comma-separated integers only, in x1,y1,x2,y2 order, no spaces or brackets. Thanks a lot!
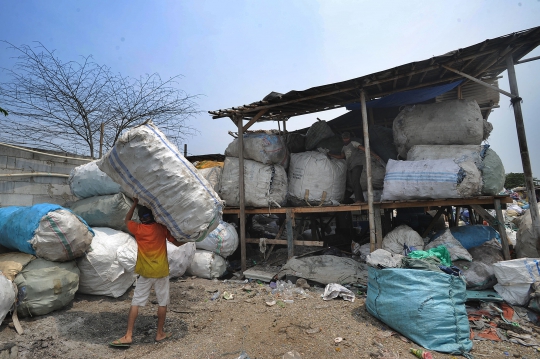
0,156,7,169
6,157,16,169
0,146,33,159
0,194,33,207
15,158,52,173
32,194,72,206
46,184,72,197
50,162,77,175
0,181,16,194
33,176,69,185
12,182,50,196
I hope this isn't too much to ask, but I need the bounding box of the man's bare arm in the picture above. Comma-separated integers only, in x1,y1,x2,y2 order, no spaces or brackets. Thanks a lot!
124,198,139,228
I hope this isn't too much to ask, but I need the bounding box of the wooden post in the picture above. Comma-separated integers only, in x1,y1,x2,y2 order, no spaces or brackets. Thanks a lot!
506,54,540,256
494,199,511,260
374,204,383,249
99,123,104,159
236,115,247,272
283,120,287,133
360,89,376,252
184,144,187,157
286,209,294,259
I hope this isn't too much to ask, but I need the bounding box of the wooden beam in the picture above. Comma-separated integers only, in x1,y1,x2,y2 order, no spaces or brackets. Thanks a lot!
441,64,516,98
494,199,512,260
421,207,446,238
237,116,247,272
245,238,324,246
360,89,376,253
286,209,295,258
242,109,269,132
374,204,383,249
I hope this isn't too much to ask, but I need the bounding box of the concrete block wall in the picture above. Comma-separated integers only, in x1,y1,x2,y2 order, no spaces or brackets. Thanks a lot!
0,144,92,208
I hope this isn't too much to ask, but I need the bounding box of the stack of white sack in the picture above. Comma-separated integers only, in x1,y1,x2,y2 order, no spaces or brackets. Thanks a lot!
198,166,222,192
68,160,122,199
381,158,481,201
77,227,137,298
406,144,505,195
69,193,135,232
393,99,492,159
196,221,239,258
225,132,289,168
288,151,346,206
116,239,197,279
14,258,80,317
219,157,287,207
97,121,223,242
493,258,540,306
186,250,227,279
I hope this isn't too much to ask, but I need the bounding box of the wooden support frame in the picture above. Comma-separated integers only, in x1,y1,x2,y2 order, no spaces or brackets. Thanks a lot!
441,64,516,98
360,89,376,252
236,115,247,272
421,207,446,238
470,204,511,260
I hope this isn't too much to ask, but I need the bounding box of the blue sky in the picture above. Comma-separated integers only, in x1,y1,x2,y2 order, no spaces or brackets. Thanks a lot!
1,0,539,175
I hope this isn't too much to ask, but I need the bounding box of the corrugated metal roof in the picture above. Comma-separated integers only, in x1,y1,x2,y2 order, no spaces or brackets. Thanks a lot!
209,26,540,123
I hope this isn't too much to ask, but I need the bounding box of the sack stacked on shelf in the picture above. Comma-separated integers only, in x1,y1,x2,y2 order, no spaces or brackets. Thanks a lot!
69,193,135,232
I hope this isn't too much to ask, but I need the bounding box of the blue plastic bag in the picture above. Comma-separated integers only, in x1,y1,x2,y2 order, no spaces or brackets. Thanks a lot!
366,267,472,354
430,225,500,249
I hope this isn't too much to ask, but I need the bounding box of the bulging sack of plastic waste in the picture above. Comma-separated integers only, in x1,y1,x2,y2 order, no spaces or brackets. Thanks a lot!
167,242,196,278
393,99,492,158
0,273,15,323
14,258,80,317
196,221,238,258
97,121,223,242
77,227,136,298
198,166,222,192
225,132,289,167
515,204,540,259
305,120,334,151
288,151,346,206
219,157,288,207
69,160,122,199
407,144,505,195
186,250,227,279
0,204,94,262
69,193,134,232
381,159,481,201
382,225,424,255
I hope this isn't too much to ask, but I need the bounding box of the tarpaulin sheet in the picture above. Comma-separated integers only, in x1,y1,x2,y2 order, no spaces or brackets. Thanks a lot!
346,80,463,110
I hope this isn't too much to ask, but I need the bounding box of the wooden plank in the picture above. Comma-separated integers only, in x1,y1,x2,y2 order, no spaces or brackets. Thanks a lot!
286,209,294,259
421,207,446,238
360,89,376,253
242,109,269,132
246,238,324,247
374,204,383,249
470,204,498,227
494,199,512,260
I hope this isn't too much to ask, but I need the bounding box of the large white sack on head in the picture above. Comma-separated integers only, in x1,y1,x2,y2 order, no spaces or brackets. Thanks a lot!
0,274,15,323
77,227,136,298
186,250,227,279
381,159,481,201
425,229,472,262
167,242,196,278
382,225,425,255
31,209,94,262
69,161,122,199
493,258,540,286
196,221,238,258
14,258,79,317
219,157,288,207
393,99,490,158
69,193,134,232
305,120,334,150
198,166,222,192
406,145,505,195
225,133,289,167
97,122,223,242
494,283,531,306
516,204,540,258
288,151,346,206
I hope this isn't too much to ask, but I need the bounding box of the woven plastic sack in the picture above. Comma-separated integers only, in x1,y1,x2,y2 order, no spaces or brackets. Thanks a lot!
493,258,540,285
14,258,80,317
381,159,481,201
0,273,15,323
97,122,223,242
283,133,306,154
0,252,35,281
196,221,238,258
219,157,287,207
77,227,136,298
453,239,503,290
167,242,196,278
186,250,227,279
225,133,289,167
407,246,452,267
305,120,334,150
69,193,134,232
198,166,222,192
425,229,472,262
382,225,424,255
68,160,122,199
516,204,540,258
288,151,346,206
367,267,472,354
393,99,489,158
0,204,94,262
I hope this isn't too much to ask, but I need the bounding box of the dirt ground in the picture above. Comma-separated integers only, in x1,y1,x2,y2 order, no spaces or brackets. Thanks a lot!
1,276,539,359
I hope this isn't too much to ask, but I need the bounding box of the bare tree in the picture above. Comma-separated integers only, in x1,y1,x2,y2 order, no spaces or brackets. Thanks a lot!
0,42,199,158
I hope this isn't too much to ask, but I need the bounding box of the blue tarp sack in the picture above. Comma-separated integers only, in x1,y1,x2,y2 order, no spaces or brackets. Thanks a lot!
0,204,94,262
430,225,501,249
366,267,472,354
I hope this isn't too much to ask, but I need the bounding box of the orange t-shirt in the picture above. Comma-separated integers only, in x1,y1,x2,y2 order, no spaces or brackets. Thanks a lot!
127,221,173,278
